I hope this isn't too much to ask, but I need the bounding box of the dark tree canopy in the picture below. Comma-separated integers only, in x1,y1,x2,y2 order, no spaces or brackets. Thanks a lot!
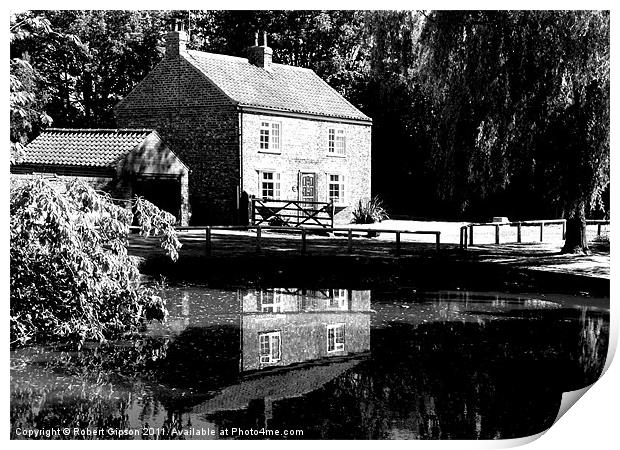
418,10,609,251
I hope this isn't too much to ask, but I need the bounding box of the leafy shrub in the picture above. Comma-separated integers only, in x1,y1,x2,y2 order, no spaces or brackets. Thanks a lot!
10,177,181,348
351,196,390,224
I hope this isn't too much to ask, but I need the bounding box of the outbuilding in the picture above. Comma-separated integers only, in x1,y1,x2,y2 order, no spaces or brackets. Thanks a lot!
11,128,190,225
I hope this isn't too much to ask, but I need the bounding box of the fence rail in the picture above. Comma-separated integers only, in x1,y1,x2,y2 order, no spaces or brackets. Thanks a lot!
251,199,334,228
459,219,609,250
174,225,441,256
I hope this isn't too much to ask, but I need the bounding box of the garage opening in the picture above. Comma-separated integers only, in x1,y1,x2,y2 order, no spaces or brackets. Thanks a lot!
133,175,183,223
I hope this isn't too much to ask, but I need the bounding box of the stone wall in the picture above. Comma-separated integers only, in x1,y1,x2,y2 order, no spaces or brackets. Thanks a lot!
241,112,372,224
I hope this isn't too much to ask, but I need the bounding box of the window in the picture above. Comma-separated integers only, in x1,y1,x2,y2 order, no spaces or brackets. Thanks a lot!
328,128,346,155
260,171,281,200
330,289,348,309
328,174,345,205
327,324,345,353
260,121,281,152
260,290,283,313
259,331,281,363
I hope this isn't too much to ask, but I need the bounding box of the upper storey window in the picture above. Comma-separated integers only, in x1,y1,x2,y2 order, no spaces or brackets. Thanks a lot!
260,121,281,153
328,128,346,156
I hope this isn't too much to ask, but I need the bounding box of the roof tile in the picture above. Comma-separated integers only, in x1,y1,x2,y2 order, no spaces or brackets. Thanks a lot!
20,128,154,168
184,50,371,122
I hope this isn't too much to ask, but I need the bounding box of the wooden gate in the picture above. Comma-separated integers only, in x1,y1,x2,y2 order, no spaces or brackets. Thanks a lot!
251,198,334,228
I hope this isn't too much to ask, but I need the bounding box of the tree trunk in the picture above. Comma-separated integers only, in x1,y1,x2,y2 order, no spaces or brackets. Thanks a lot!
563,210,589,254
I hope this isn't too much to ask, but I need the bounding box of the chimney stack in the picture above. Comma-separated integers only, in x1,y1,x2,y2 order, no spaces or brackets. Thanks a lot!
247,31,273,70
165,19,188,58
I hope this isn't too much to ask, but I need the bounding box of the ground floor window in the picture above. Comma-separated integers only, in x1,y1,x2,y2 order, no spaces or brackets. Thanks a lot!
328,174,345,205
259,331,281,363
260,171,281,200
327,323,345,352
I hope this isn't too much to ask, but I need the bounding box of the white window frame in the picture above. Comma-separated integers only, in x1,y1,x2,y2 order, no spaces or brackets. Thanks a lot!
328,127,346,156
259,331,281,364
260,290,283,313
327,323,345,353
259,171,281,200
330,289,348,309
259,120,282,153
327,173,346,205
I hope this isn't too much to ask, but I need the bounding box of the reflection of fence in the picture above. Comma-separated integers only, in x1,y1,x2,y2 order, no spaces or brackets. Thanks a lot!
251,199,334,228
175,225,442,256
459,219,610,250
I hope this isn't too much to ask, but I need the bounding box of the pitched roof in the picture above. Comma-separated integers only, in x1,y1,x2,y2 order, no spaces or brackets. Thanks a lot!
184,50,371,123
19,128,155,167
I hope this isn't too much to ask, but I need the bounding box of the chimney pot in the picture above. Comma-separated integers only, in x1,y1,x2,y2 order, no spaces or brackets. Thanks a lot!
247,31,273,70
165,19,188,58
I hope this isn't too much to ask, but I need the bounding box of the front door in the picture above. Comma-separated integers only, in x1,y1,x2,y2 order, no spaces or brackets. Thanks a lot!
299,173,317,224
300,173,317,203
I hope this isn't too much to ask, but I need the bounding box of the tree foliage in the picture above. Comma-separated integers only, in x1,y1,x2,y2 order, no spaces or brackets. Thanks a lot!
417,11,609,251
10,13,55,163
10,178,181,347
12,10,168,128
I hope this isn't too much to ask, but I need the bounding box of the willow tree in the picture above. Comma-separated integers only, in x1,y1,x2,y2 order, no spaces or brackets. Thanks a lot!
418,10,609,253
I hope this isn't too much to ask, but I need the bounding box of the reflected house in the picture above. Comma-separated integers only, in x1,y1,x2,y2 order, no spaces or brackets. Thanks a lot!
240,289,371,372
189,289,371,417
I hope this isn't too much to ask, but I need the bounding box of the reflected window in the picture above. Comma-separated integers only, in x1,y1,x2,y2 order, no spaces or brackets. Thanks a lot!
260,290,283,313
259,331,281,363
327,323,345,353
330,289,348,309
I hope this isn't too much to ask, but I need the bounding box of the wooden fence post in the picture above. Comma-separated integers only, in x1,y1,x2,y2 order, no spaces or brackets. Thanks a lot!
539,222,544,242
395,232,401,257
256,226,262,253
597,223,602,237
205,227,212,256
469,225,474,246
251,199,256,226
495,225,500,245
301,228,307,255
435,233,440,252
347,229,353,254
517,222,522,243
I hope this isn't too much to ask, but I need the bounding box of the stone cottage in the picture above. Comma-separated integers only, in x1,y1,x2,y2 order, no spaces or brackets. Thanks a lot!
114,23,372,225
11,128,190,224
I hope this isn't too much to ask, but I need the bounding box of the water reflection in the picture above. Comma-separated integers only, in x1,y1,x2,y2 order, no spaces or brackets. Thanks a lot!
240,289,371,372
151,288,372,375
10,288,609,440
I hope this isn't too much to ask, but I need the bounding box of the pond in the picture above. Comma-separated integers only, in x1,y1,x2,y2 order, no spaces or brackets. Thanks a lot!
10,286,609,440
